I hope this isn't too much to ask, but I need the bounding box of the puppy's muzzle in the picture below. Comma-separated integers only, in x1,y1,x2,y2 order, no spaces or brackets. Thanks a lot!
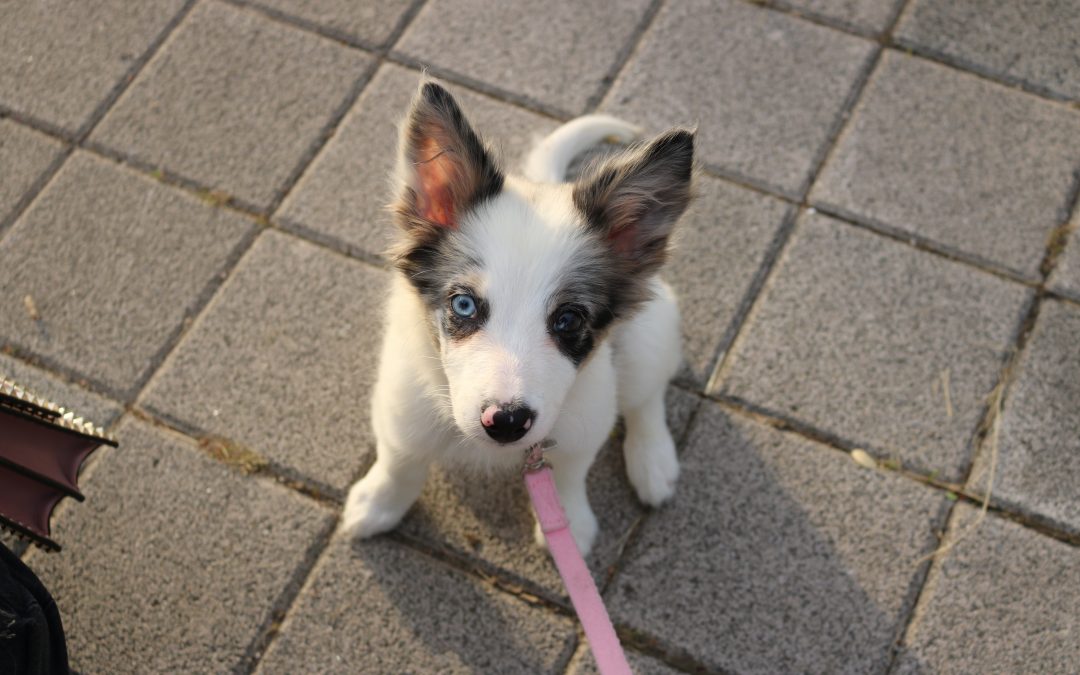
480,402,535,444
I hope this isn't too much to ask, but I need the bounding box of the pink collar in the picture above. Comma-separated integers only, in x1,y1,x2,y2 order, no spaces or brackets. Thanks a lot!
523,444,632,675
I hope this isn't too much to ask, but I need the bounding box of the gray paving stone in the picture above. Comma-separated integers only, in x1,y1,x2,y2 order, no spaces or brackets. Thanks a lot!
716,212,1030,481
140,230,387,492
602,0,874,197
566,644,682,675
896,0,1080,100
0,353,124,435
395,0,653,115
0,354,124,556
0,152,253,396
23,417,333,673
0,119,63,225
609,402,946,674
665,177,791,386
257,537,575,674
278,63,558,259
969,300,1080,535
90,0,372,209
812,52,1080,279
776,0,900,34
1049,212,1080,301
0,0,185,133
401,387,700,602
895,505,1080,673
246,0,414,46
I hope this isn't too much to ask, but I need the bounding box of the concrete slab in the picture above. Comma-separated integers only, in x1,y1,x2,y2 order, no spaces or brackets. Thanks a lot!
0,0,185,133
969,300,1080,534
278,63,558,259
90,0,372,209
0,152,253,397
895,505,1080,673
245,0,414,46
140,230,387,492
602,0,874,197
896,0,1080,100
400,387,700,603
0,119,63,226
812,52,1080,279
777,0,900,34
0,354,125,556
1049,212,1080,301
395,0,653,115
665,178,791,386
608,401,947,673
257,537,576,674
23,417,333,673
716,212,1030,481
566,644,682,675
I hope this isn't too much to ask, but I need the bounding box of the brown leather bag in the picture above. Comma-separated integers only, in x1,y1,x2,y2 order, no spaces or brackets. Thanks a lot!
0,378,116,551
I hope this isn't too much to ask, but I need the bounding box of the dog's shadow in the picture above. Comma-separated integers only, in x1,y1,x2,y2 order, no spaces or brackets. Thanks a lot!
396,386,701,604
341,399,944,673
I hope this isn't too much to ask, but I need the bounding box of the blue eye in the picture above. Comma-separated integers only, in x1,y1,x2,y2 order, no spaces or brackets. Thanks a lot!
451,294,477,318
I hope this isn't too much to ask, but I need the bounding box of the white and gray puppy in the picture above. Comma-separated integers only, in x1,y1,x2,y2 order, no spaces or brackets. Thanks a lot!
342,80,694,554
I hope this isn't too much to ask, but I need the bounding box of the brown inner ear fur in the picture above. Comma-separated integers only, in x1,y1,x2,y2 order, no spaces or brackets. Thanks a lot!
394,82,503,234
567,130,695,324
573,129,695,278
390,82,503,300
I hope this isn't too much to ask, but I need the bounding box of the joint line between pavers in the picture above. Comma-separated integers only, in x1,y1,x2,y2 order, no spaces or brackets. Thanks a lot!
225,6,446,672
232,515,339,674
385,52,576,120
810,202,1043,287
263,0,433,218
691,378,1080,548
737,0,1080,109
702,203,799,393
884,163,1080,672
583,0,668,114
219,0,384,53
0,0,196,249
891,37,1080,108
703,12,895,394
3,10,1049,295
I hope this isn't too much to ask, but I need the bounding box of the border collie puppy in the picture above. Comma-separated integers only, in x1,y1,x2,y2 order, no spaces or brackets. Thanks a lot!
342,80,694,554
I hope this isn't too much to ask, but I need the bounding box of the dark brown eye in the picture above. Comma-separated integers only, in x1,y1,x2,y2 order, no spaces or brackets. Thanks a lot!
553,309,584,333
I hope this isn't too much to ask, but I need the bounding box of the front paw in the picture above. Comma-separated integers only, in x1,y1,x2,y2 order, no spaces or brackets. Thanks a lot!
533,506,598,557
340,478,406,539
625,430,680,508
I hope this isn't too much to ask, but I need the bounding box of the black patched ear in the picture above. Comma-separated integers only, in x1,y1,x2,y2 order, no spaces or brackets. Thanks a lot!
394,81,503,231
572,129,695,275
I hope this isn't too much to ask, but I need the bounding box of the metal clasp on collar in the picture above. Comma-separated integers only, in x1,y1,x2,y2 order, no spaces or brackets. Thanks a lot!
522,439,557,474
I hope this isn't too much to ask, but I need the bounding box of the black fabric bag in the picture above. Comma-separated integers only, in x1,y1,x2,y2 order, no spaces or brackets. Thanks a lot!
0,542,69,675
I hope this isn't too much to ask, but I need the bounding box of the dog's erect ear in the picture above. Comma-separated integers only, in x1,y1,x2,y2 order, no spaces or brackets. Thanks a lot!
395,81,503,230
573,130,694,274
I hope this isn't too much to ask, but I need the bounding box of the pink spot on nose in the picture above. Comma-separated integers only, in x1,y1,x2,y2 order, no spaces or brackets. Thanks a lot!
523,417,532,430
481,405,499,427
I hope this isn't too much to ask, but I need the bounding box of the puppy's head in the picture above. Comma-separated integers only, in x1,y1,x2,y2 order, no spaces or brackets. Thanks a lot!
391,81,693,455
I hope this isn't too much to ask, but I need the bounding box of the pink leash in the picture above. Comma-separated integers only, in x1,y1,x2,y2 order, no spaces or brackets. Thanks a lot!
523,443,632,675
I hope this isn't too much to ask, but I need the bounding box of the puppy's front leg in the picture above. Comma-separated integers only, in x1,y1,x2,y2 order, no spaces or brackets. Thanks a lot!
341,445,430,539
534,446,600,556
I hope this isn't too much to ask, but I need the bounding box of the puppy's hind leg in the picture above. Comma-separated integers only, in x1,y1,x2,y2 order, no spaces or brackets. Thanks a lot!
341,444,430,538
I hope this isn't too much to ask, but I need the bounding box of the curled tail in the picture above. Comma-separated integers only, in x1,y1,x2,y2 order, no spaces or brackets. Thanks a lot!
523,114,643,183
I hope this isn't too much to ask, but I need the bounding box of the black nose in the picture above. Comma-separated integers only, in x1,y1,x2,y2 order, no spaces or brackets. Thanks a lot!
481,403,535,444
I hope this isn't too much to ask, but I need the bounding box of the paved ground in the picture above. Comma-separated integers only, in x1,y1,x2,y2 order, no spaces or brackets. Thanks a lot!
2,1,1079,673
